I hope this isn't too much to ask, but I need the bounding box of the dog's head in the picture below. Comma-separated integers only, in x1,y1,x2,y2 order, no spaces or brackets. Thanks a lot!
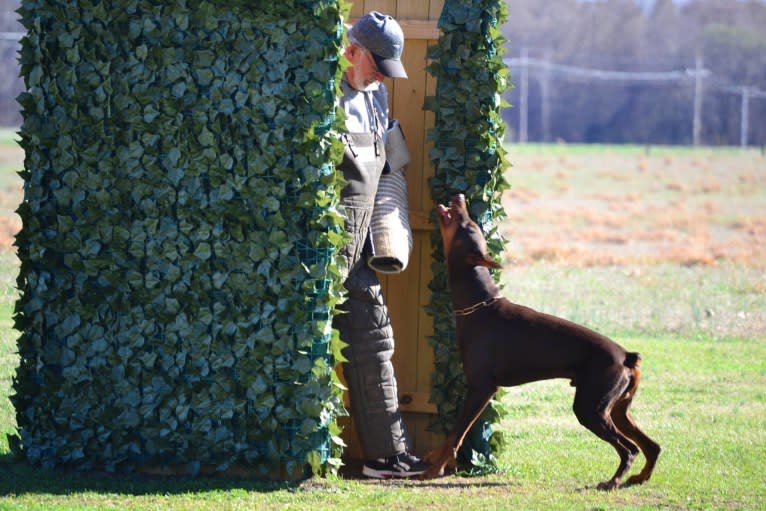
436,194,501,271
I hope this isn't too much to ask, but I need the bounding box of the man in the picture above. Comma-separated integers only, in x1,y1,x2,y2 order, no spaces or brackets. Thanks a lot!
333,11,429,479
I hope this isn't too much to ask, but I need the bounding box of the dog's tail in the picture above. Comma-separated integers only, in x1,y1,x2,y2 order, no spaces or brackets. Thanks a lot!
624,351,641,369
622,352,642,400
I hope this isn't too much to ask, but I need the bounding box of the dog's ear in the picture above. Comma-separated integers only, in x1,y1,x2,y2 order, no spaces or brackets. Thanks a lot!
468,251,502,269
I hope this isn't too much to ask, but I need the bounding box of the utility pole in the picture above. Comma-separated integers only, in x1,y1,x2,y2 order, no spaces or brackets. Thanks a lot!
540,49,552,143
692,52,704,147
519,47,529,143
740,86,750,148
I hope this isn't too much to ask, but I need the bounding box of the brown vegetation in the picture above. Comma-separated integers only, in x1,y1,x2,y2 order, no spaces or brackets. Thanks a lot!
2,144,764,271
502,147,766,268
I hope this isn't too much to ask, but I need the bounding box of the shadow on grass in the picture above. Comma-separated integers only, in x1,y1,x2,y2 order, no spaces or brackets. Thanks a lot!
0,453,514,497
0,453,305,497
338,459,513,489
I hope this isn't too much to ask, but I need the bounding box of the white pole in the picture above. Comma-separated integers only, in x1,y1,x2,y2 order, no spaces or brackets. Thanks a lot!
540,49,552,143
693,53,704,146
740,86,750,148
519,47,529,143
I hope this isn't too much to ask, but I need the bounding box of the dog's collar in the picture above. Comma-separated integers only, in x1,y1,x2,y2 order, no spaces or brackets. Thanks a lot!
453,295,503,317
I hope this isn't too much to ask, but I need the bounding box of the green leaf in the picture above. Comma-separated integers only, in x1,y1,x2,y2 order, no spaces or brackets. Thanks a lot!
194,242,212,260
426,0,509,469
14,0,350,474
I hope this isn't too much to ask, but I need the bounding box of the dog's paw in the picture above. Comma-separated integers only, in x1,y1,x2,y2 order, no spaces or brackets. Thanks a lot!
623,474,649,487
420,464,446,480
596,479,620,491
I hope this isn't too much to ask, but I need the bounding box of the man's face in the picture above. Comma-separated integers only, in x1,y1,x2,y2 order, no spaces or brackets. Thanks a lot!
345,44,385,91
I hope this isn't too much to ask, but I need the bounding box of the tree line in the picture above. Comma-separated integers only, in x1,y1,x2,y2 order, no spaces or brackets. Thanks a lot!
2,0,766,145
502,0,766,146
0,0,23,126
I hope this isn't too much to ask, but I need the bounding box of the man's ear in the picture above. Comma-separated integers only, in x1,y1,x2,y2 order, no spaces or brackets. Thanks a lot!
343,43,358,60
347,43,362,57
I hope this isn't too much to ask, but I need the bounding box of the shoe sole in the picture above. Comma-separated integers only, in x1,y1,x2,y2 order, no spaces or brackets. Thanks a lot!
362,465,426,479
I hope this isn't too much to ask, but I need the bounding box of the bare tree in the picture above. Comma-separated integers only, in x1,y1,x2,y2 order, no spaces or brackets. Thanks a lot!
0,0,22,126
501,0,766,145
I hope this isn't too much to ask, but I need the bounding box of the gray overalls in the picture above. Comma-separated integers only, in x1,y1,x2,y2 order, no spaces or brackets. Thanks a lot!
333,80,409,459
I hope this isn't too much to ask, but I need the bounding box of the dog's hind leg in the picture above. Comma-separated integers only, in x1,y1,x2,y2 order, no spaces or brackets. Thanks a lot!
573,372,640,490
610,370,661,486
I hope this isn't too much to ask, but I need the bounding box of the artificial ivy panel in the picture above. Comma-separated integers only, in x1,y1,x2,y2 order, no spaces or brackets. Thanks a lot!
426,0,511,472
11,0,348,478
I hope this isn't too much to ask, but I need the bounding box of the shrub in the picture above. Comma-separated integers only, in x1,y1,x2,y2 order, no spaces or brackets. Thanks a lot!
11,0,348,478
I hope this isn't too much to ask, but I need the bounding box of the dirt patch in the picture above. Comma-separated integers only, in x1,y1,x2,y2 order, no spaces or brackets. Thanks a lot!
0,144,22,252
0,214,20,250
2,144,765,270
502,147,766,268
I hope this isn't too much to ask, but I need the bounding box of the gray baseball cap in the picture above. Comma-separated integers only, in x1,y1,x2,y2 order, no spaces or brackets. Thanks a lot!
349,11,408,79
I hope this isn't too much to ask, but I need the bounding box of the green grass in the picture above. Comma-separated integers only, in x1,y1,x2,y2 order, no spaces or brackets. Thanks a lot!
1,335,764,510
0,251,18,457
0,129,19,148
501,263,766,341
1,138,765,509
499,336,766,507
0,129,23,192
508,142,761,156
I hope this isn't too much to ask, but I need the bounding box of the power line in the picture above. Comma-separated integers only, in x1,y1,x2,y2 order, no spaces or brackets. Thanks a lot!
504,56,765,97
0,32,24,41
505,57,700,83
504,53,765,146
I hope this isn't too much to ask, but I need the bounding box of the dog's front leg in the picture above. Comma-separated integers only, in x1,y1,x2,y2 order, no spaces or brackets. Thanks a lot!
422,384,497,479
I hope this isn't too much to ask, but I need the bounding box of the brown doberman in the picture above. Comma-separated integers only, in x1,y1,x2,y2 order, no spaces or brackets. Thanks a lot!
423,194,660,490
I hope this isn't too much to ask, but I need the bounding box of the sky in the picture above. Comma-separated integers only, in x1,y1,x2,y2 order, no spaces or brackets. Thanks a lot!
579,0,765,14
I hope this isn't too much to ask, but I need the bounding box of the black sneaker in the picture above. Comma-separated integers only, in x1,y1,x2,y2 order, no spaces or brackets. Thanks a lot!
362,452,430,479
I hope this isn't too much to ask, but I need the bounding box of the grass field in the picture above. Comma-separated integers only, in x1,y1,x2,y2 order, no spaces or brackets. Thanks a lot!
1,133,765,510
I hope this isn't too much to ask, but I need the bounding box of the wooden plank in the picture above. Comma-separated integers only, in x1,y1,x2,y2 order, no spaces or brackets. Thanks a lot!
360,0,396,15
430,0,445,20
337,415,364,460
396,40,428,211
386,270,418,392
394,49,428,240
349,3,364,17
415,37,439,429
387,1,433,413
398,20,440,40
409,209,431,232
398,390,437,414
404,413,442,456
415,232,436,404
352,0,443,23
347,18,439,41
